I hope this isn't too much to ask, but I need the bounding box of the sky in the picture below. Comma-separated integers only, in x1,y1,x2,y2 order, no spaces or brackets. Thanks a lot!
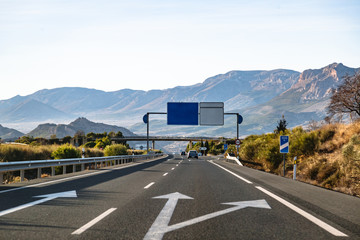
0,0,359,100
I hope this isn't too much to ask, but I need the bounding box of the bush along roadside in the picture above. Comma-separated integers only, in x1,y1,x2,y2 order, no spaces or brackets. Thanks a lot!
233,122,360,197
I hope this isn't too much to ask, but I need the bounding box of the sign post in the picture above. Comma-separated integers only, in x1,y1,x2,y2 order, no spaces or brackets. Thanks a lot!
144,112,167,153
280,136,289,177
235,139,241,159
293,156,297,180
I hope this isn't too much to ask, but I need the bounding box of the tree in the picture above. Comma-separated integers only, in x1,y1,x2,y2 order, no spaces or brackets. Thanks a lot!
62,136,72,144
115,131,123,138
274,115,287,134
327,72,360,119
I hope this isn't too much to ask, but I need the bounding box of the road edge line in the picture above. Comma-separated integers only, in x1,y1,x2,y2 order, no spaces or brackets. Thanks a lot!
255,186,348,237
208,160,252,184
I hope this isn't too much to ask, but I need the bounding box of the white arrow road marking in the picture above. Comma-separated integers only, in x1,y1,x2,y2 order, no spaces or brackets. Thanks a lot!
0,190,77,217
144,192,271,240
144,192,193,240
166,199,271,233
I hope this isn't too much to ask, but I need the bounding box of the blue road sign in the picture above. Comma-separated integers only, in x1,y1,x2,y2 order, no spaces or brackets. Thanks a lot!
237,115,243,124
224,144,228,151
167,102,199,125
143,114,148,124
280,135,289,153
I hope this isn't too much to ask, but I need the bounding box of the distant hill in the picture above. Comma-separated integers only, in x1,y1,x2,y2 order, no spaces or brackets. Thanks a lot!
0,124,24,140
128,63,360,137
0,68,300,126
0,62,359,139
27,117,135,138
0,97,72,122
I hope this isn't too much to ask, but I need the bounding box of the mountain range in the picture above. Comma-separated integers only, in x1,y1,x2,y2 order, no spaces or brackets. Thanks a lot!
0,63,358,140
27,117,135,139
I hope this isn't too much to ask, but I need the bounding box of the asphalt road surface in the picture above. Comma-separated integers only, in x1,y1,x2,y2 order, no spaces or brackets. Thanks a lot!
0,154,359,239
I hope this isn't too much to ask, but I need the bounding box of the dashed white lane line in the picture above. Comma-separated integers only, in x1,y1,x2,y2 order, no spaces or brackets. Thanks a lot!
144,182,155,189
72,208,117,235
208,160,252,184
256,186,348,237
171,168,175,170
163,173,168,176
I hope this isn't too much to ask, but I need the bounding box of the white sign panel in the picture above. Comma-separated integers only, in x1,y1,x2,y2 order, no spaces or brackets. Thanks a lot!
199,102,224,126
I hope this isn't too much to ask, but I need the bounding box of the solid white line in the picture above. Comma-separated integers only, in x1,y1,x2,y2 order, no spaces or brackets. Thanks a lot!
72,208,117,235
255,186,348,237
208,160,252,184
163,173,168,176
144,182,155,189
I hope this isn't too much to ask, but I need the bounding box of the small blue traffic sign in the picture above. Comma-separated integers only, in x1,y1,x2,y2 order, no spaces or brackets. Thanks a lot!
280,136,289,153
143,114,148,124
237,115,243,124
224,144,228,151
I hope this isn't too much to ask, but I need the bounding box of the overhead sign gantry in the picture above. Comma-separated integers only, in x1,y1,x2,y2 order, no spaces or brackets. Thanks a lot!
143,102,242,152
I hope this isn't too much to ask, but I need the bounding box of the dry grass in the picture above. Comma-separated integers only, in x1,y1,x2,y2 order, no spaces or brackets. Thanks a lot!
0,144,58,162
296,122,360,197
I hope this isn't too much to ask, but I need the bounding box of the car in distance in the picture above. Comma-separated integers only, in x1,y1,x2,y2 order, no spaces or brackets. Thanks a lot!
181,151,186,156
187,150,198,159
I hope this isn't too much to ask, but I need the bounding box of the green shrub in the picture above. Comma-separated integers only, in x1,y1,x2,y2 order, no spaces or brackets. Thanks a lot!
240,140,258,161
95,136,111,149
265,144,283,170
51,144,81,159
319,128,336,143
291,131,319,157
84,141,96,148
104,144,128,156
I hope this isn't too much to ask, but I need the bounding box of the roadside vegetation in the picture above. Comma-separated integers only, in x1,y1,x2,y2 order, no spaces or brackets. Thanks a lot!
224,121,359,197
0,131,159,184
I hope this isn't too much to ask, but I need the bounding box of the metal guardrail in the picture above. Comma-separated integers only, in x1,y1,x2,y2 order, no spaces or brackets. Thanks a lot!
0,154,164,184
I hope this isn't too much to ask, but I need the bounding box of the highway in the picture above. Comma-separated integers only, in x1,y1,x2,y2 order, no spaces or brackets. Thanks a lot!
0,154,359,239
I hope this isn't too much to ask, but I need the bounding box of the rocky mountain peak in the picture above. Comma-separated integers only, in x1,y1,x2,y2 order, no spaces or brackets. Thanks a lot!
287,62,357,102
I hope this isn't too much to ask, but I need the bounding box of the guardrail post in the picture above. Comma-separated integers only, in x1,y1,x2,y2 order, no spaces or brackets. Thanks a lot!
63,166,66,174
0,172,3,184
37,168,41,178
94,161,97,169
73,164,76,173
20,169,25,182
81,163,85,171
51,167,55,176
